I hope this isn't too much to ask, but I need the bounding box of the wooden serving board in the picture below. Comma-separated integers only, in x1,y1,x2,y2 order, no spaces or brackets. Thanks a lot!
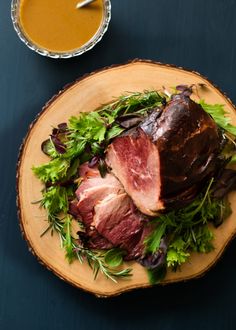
17,59,236,297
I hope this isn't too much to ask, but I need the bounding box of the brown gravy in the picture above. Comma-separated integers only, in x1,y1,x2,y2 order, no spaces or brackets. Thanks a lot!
19,0,104,52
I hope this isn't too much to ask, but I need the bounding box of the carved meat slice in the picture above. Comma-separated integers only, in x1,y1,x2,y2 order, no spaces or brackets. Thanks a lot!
73,164,124,250
93,193,144,258
74,163,148,257
75,163,124,226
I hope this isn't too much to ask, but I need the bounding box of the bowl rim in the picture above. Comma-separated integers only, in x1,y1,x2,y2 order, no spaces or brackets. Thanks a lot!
11,0,111,59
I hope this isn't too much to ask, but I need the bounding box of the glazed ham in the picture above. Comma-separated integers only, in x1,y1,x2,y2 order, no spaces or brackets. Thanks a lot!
106,94,221,216
72,94,222,261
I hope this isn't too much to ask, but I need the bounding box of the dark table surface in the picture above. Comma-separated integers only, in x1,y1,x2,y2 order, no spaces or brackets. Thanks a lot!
1,0,236,329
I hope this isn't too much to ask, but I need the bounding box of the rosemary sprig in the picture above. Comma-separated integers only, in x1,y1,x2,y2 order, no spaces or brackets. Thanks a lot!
41,213,132,283
100,90,165,117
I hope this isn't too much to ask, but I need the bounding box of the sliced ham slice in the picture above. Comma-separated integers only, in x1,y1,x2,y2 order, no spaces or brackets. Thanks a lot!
72,163,124,250
73,163,149,259
93,193,144,258
75,163,124,226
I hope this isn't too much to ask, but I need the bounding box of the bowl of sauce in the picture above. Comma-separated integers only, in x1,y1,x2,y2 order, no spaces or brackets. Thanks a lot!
11,0,111,58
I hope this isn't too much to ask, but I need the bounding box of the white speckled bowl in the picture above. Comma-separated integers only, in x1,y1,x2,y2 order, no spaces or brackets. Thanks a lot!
11,0,111,59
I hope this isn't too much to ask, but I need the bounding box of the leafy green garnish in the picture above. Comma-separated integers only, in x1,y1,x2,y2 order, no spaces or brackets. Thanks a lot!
100,90,165,117
63,138,87,160
166,225,214,270
167,238,190,268
40,185,72,215
106,125,124,140
188,225,214,253
147,264,167,285
199,100,236,136
69,112,106,143
32,159,70,183
104,248,126,268
229,154,236,164
63,215,75,263
41,138,58,158
145,222,166,253
145,179,230,274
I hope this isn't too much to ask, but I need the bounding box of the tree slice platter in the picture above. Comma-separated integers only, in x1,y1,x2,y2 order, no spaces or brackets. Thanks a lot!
17,59,236,297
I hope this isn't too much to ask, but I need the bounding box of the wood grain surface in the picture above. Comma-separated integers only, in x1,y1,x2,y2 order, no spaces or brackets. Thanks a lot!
2,0,236,329
17,60,236,296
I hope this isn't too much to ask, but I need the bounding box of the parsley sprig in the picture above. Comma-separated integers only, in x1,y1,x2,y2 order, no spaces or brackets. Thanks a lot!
199,100,236,136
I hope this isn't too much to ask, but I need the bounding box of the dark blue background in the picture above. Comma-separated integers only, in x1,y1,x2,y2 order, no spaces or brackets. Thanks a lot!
1,0,236,329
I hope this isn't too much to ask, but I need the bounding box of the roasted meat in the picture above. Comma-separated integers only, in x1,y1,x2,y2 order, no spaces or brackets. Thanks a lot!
106,94,221,215
72,94,222,264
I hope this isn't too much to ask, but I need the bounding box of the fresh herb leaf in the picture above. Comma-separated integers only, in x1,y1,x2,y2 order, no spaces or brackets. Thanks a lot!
100,90,165,118
167,238,190,269
40,186,71,215
188,225,214,253
63,215,75,263
32,158,70,183
145,222,167,253
63,138,87,159
219,198,232,225
106,125,124,140
104,248,126,268
144,179,222,275
63,158,80,181
199,100,236,136
229,154,236,164
90,142,103,156
41,138,58,158
147,264,167,285
69,112,106,143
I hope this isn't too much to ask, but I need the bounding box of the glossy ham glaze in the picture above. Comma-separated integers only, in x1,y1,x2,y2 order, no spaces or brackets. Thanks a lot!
106,95,221,215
